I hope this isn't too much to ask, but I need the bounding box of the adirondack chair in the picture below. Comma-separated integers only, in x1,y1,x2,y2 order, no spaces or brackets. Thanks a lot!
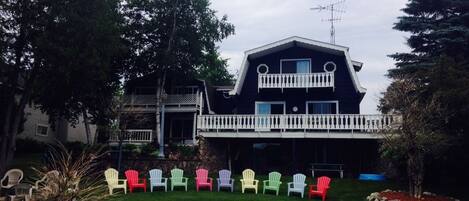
287,173,307,198
104,168,127,195
308,176,331,201
32,170,59,192
217,169,234,192
263,171,282,195
170,168,188,191
1,169,23,190
195,168,213,192
149,169,167,192
124,170,147,193
240,169,259,194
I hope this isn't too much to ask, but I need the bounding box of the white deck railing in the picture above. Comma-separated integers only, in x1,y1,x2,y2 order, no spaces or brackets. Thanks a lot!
258,72,334,89
123,93,199,106
198,114,399,132
109,129,153,143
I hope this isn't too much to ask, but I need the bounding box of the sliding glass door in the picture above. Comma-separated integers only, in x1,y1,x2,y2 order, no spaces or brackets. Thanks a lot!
255,102,285,131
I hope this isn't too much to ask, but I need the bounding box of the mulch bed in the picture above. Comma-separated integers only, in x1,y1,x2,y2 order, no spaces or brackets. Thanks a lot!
380,192,454,201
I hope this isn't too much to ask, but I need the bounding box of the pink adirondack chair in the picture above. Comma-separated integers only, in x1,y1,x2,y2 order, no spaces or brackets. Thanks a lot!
195,168,213,192
125,170,147,193
308,176,331,201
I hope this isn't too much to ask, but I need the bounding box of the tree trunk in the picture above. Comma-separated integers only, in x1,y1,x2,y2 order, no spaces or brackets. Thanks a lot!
0,71,36,176
155,73,166,151
116,99,125,173
82,109,92,144
407,149,424,198
0,88,16,176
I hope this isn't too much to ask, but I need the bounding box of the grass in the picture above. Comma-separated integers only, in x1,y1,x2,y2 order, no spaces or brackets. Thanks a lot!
7,153,43,179
12,154,463,200
107,176,398,201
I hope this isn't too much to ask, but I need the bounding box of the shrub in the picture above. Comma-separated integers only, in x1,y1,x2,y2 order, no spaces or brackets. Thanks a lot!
140,143,158,157
31,143,108,201
16,138,47,153
123,144,138,153
64,141,87,153
168,144,198,159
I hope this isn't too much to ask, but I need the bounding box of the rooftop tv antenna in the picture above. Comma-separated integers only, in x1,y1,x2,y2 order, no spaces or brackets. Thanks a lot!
310,0,346,44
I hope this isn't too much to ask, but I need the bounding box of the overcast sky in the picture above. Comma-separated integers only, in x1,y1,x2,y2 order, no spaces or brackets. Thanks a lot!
210,0,411,114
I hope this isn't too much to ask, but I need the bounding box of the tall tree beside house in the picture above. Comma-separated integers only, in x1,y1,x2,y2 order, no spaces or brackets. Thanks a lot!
32,0,123,144
0,0,122,176
379,75,450,198
197,49,234,85
381,0,469,198
121,0,234,148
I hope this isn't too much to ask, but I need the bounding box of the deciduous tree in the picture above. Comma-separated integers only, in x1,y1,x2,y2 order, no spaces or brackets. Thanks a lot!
0,0,122,175
121,0,234,148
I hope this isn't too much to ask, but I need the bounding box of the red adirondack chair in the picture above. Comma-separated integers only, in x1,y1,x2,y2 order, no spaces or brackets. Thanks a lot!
125,170,147,193
308,176,331,201
195,168,213,192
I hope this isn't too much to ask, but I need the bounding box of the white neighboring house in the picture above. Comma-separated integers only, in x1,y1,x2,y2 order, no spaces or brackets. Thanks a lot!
17,104,97,144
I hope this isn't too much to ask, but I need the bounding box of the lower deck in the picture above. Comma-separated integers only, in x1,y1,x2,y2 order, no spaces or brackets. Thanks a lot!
207,138,381,176
199,131,380,139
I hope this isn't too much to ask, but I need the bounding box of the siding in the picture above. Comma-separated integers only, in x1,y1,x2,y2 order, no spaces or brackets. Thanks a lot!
235,46,363,115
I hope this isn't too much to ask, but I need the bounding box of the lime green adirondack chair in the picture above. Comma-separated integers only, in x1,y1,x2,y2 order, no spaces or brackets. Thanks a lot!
263,171,282,195
240,169,259,194
104,168,127,195
170,168,188,191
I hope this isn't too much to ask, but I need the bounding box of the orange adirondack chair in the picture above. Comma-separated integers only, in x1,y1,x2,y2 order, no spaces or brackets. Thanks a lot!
308,176,331,201
125,170,147,193
195,168,213,192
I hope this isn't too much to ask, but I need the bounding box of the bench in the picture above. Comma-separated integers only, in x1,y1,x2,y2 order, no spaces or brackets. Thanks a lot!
310,163,344,179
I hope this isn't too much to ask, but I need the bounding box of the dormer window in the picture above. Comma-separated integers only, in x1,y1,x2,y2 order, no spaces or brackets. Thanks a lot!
280,59,311,74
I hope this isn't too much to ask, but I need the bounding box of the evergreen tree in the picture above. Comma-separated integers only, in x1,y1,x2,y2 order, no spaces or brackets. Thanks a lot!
381,0,469,197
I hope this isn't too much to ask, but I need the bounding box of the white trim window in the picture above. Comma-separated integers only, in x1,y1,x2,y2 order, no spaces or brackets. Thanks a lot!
280,58,311,74
36,123,49,136
306,101,339,114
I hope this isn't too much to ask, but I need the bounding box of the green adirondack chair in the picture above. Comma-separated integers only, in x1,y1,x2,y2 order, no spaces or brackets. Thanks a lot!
263,171,282,195
170,168,188,191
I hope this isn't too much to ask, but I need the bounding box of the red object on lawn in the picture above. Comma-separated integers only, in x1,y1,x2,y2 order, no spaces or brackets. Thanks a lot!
195,168,213,192
308,176,331,201
125,170,147,193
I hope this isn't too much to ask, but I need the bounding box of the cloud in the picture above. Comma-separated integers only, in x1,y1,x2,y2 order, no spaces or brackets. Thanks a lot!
211,0,409,113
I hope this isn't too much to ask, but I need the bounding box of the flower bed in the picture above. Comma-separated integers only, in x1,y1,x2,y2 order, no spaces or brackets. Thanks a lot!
367,190,459,201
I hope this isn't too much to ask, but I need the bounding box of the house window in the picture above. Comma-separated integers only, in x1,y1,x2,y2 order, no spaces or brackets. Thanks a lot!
280,59,311,74
36,124,49,136
255,102,285,115
306,101,338,114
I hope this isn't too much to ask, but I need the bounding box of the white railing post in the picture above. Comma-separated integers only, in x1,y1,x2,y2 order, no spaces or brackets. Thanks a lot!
196,114,400,135
258,72,335,90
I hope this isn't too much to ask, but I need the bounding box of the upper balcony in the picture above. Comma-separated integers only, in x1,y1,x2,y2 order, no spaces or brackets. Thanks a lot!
258,72,334,89
122,93,202,112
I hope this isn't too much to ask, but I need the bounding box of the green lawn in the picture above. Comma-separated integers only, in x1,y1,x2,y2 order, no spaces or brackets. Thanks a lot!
107,176,398,201
7,153,43,179
9,154,466,200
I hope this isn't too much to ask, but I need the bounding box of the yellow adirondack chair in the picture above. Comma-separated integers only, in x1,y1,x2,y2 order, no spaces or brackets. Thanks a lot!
104,168,127,195
240,169,259,194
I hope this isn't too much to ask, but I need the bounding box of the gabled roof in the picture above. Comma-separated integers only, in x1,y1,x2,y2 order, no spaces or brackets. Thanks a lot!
229,36,367,95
